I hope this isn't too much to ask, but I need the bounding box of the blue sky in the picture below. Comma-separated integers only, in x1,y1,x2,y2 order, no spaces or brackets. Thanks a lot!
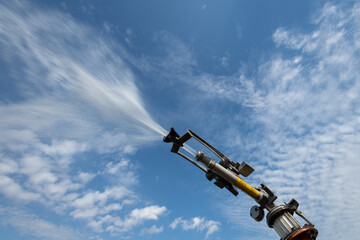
1,1,360,239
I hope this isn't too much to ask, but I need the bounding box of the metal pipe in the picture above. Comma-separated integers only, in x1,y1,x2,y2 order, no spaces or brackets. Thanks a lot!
195,151,260,201
234,176,260,200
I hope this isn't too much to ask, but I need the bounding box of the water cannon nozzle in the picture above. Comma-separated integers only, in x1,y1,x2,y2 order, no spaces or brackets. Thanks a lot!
163,127,180,143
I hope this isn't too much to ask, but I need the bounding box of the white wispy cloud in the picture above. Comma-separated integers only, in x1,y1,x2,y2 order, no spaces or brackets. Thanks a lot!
121,205,167,231
0,175,41,201
148,31,197,79
71,186,134,211
220,52,230,67
139,224,164,235
90,205,167,233
78,172,96,184
0,206,83,240
170,216,221,238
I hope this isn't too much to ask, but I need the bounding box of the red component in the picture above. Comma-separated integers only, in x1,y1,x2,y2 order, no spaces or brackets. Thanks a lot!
286,226,318,240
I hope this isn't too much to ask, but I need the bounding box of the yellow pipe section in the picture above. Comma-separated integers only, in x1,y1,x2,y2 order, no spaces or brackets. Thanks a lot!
194,151,260,201
234,177,260,200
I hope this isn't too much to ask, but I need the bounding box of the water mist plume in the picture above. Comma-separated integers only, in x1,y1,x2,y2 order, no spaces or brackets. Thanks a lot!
0,2,167,147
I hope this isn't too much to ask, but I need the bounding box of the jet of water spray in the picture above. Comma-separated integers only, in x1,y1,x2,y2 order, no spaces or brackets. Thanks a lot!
0,3,167,146
182,144,196,156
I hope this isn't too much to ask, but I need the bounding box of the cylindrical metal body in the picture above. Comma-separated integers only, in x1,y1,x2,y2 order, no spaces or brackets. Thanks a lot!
273,212,301,239
267,205,303,239
195,152,260,201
